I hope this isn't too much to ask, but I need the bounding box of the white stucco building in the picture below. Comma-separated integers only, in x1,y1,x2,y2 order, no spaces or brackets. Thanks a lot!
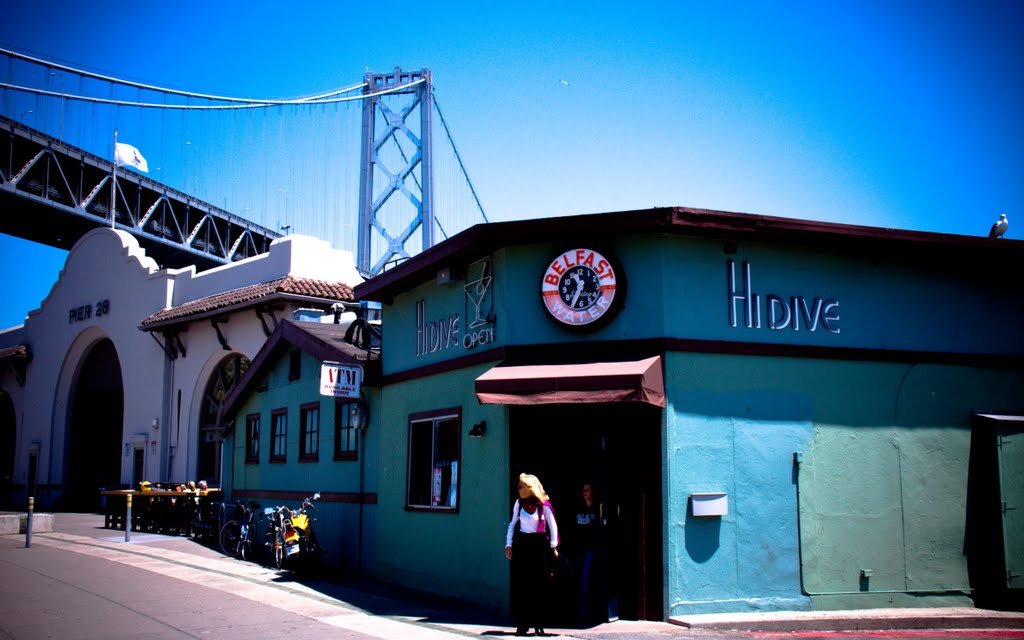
0,228,361,510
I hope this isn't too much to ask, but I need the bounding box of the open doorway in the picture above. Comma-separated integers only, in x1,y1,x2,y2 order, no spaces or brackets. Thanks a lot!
132,447,145,490
0,391,15,509
64,339,124,511
510,402,663,622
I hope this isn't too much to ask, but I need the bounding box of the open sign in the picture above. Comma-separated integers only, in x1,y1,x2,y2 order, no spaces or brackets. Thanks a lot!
320,363,362,398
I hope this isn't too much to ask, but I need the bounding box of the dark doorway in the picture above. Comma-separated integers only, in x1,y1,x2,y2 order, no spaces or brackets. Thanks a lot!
967,413,1024,610
64,339,124,511
510,402,663,622
0,392,15,509
132,447,145,490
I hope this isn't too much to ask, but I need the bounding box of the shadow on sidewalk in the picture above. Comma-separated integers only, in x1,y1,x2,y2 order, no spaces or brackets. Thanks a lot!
50,512,529,632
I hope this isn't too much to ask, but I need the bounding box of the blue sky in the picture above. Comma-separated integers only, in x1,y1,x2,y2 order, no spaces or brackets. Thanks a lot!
1,0,1022,329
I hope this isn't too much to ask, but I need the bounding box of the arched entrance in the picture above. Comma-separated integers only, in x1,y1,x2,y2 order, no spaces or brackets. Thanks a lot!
64,339,124,511
0,391,15,509
197,353,249,484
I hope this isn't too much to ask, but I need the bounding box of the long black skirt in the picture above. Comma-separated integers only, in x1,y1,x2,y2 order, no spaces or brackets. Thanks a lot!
511,530,552,628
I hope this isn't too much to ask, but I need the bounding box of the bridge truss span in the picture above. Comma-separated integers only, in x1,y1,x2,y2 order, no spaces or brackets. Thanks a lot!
0,115,280,270
1,47,489,274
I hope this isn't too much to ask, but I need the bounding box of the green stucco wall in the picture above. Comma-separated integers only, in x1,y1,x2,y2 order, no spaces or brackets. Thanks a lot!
372,226,1024,616
386,234,1023,375
223,347,379,572
666,352,1024,614
372,363,511,610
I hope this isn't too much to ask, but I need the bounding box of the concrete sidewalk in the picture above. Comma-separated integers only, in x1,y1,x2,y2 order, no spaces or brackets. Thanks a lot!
670,607,1024,633
16,511,1024,637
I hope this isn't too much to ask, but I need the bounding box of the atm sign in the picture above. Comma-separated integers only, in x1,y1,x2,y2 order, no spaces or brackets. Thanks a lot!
320,363,361,398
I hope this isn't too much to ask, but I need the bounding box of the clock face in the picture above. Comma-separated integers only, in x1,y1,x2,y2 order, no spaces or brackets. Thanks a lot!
541,248,618,326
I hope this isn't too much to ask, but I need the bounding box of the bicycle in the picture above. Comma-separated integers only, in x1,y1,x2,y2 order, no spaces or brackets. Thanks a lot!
263,505,288,569
219,500,259,561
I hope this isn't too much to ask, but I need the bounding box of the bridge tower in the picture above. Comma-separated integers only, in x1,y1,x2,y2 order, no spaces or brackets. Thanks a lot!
357,68,434,277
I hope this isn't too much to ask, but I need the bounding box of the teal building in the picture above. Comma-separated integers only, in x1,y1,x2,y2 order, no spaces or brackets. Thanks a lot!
219,319,380,572
225,207,1024,620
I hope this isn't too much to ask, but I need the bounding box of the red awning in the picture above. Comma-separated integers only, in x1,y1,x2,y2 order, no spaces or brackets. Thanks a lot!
475,356,665,407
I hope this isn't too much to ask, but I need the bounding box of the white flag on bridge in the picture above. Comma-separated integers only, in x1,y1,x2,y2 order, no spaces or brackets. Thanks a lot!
114,142,149,173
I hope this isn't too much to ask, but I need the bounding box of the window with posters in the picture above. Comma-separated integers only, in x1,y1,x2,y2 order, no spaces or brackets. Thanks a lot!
406,408,461,512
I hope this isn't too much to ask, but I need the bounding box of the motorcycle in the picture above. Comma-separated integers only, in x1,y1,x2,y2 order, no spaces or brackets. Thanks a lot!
265,493,322,570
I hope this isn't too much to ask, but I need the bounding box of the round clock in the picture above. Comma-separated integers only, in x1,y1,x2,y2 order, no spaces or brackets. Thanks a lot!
541,248,618,326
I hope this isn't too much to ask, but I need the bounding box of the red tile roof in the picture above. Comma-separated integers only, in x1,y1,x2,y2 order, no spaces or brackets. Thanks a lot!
0,344,30,362
140,276,355,330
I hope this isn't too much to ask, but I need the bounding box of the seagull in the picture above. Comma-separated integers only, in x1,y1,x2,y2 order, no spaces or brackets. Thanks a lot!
559,79,570,87
989,213,1008,238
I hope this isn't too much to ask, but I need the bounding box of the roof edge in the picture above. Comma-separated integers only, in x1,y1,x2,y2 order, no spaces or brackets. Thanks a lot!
218,320,369,423
353,206,1023,303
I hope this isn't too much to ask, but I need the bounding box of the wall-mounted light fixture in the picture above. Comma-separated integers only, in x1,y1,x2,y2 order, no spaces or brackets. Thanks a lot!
350,400,369,432
124,443,131,457
436,267,452,286
468,420,487,438
152,417,159,431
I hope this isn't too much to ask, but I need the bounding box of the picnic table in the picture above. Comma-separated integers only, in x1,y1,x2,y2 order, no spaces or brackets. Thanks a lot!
99,488,223,539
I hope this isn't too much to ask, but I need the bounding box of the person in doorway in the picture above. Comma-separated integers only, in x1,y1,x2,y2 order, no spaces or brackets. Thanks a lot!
572,482,601,623
505,473,560,637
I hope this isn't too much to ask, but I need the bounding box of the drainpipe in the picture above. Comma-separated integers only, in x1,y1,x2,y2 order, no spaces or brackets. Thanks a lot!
358,419,366,575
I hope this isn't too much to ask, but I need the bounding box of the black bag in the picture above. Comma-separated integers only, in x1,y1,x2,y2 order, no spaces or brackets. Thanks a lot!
547,550,572,586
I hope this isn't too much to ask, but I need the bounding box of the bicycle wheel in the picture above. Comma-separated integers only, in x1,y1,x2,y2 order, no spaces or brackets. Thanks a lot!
239,521,253,561
273,528,284,569
262,521,275,565
219,520,240,557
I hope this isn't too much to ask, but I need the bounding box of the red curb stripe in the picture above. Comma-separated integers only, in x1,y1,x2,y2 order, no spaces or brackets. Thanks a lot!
749,631,1024,639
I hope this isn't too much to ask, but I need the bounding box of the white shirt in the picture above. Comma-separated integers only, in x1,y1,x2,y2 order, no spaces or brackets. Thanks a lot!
505,499,559,548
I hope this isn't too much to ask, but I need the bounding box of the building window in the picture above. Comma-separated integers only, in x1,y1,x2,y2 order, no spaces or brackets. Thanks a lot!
288,350,302,381
270,409,287,462
334,400,358,461
198,353,250,482
406,408,461,511
299,402,319,461
245,413,260,463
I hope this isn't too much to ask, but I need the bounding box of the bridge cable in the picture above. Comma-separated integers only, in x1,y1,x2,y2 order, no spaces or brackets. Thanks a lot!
433,95,489,223
0,79,424,109
0,46,365,104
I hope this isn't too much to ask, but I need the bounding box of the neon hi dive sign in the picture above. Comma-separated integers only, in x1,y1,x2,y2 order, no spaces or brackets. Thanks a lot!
727,261,840,333
415,259,496,356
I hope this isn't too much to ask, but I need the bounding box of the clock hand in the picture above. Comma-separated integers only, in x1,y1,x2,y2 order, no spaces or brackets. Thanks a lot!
569,271,584,308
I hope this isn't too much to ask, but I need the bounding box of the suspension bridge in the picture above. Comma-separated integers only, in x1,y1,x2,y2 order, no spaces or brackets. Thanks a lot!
0,47,489,275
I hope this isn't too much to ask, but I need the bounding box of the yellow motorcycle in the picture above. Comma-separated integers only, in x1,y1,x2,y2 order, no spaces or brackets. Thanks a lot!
265,493,322,570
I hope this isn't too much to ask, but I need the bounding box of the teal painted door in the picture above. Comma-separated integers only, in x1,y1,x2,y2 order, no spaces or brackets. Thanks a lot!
997,424,1024,588
798,430,907,594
